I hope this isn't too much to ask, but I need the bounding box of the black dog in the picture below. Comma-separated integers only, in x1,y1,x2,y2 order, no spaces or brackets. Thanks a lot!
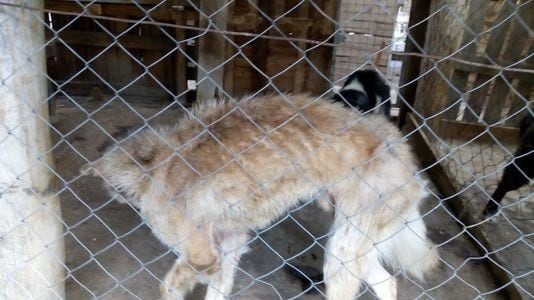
332,69,391,117
483,113,534,217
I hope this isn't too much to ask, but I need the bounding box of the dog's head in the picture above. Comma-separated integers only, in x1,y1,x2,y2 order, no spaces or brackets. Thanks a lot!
334,69,391,117
81,129,164,208
81,126,222,271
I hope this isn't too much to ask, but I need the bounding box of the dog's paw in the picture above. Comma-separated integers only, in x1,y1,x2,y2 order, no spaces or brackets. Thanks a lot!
481,208,501,223
159,284,186,300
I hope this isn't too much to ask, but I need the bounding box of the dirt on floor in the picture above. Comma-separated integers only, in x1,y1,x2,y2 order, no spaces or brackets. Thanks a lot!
51,96,503,299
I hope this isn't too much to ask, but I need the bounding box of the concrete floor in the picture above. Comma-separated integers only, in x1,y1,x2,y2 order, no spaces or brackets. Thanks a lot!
51,97,504,299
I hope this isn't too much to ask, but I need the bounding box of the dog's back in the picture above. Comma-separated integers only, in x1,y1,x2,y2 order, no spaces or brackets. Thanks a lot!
155,95,413,225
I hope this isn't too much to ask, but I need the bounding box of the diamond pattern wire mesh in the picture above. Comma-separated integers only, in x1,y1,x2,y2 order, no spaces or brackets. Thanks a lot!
0,0,533,299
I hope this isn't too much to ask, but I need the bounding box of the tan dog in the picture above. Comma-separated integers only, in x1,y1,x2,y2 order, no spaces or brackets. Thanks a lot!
83,94,439,300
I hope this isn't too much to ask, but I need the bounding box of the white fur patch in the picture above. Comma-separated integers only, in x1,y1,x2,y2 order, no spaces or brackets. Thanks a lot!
376,207,439,280
342,78,365,93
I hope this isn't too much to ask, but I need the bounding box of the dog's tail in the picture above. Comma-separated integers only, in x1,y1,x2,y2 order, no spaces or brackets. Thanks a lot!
376,207,440,280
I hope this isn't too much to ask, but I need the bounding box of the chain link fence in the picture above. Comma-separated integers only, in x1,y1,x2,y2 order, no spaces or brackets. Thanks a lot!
0,0,532,299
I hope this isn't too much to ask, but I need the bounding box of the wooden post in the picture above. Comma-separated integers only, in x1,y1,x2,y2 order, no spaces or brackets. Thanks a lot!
196,0,228,102
251,0,270,93
172,2,188,103
397,0,431,128
292,2,310,94
0,1,65,298
222,1,235,96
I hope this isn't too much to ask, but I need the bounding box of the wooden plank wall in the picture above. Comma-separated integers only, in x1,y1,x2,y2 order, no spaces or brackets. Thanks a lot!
334,0,398,82
45,0,197,102
45,0,337,103
415,0,533,132
226,0,336,97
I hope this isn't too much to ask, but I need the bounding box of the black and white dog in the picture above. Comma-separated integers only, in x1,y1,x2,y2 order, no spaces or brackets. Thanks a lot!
333,69,391,117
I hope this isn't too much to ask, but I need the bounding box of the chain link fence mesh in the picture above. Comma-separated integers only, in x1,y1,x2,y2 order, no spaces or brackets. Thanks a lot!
0,0,532,299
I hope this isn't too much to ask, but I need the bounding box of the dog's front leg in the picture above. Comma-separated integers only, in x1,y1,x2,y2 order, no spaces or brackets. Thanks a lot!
161,223,221,299
160,258,197,300
205,233,250,300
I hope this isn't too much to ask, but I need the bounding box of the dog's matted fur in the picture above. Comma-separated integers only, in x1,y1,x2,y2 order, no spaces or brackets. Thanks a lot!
84,94,439,300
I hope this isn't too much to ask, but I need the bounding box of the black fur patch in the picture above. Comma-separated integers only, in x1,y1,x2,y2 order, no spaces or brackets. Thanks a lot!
333,90,370,112
334,69,391,117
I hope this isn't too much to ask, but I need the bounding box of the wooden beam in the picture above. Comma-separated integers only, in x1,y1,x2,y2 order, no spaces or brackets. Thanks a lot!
250,0,270,93
45,0,180,21
222,1,236,96
450,60,534,83
45,0,102,14
228,13,262,31
49,0,165,4
172,3,187,103
46,30,173,50
397,0,431,128
437,119,519,142
55,80,171,99
196,0,229,102
463,73,493,122
223,40,235,96
277,17,313,33
292,2,310,93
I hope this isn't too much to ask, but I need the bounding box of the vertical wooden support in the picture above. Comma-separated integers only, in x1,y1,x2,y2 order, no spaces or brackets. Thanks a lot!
463,73,492,122
251,0,270,93
305,0,336,95
223,1,235,96
292,2,310,94
0,1,65,298
196,0,228,102
172,3,187,103
397,0,431,128
110,13,133,89
222,41,234,95
483,77,511,123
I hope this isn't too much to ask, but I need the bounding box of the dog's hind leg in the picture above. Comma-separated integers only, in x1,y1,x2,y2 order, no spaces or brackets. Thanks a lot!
324,216,399,300
205,233,249,300
324,215,376,300
366,249,397,300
